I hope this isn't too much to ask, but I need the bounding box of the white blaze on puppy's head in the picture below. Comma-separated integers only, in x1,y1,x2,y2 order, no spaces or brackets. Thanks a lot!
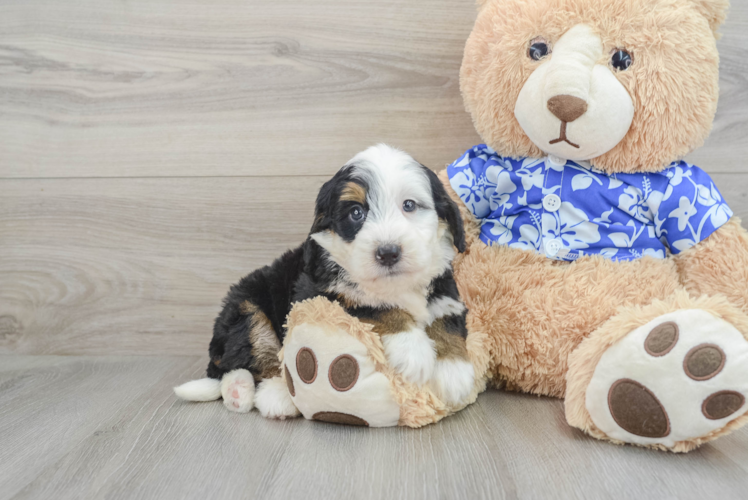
310,144,465,314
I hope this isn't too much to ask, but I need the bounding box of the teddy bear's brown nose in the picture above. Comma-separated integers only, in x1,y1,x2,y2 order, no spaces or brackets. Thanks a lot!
547,95,588,122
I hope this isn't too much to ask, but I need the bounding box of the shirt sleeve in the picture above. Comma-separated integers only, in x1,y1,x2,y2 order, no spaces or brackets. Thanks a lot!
654,161,733,254
446,145,503,219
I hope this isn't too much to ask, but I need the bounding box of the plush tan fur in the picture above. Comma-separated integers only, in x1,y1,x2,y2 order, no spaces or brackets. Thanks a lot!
442,175,684,395
565,292,748,452
446,0,748,452
675,217,748,313
461,0,726,173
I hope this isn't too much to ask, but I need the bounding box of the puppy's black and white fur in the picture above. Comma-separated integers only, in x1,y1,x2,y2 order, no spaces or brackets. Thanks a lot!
174,145,474,418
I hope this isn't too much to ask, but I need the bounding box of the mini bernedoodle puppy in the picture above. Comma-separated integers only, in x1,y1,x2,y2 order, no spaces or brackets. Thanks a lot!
174,144,475,419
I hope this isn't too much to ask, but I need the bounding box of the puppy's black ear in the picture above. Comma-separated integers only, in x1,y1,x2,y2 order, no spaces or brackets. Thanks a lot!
422,166,466,253
310,167,346,234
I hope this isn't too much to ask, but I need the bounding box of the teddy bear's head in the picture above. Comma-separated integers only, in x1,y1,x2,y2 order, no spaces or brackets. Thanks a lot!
461,0,728,173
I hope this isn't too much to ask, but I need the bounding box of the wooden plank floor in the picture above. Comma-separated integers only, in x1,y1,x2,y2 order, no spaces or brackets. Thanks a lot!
1,355,748,500
2,0,748,498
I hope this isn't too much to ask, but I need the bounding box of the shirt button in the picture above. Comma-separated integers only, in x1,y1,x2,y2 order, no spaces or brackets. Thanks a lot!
545,239,563,257
547,155,567,167
543,194,561,212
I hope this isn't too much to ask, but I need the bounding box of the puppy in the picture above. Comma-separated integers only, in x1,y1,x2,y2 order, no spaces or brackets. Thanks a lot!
174,144,475,418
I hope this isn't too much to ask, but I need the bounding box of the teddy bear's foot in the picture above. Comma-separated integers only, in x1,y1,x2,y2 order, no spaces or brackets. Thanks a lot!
585,309,748,450
254,376,301,420
283,322,401,427
221,369,255,413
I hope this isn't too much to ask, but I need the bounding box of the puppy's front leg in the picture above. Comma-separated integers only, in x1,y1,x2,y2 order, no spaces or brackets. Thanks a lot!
356,308,436,387
426,317,475,406
381,328,437,386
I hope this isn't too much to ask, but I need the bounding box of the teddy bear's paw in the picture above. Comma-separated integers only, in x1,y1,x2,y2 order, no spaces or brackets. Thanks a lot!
429,359,475,406
254,376,301,420
283,322,401,427
221,369,255,413
585,310,748,448
381,329,436,387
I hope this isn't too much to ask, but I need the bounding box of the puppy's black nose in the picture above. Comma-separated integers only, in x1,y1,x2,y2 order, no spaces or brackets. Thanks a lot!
375,244,401,267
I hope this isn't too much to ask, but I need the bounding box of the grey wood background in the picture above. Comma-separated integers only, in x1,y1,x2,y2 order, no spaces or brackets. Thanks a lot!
1,1,748,499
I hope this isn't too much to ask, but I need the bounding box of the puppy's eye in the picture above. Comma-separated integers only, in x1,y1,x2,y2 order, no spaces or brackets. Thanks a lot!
349,206,365,222
528,37,550,61
611,49,633,71
403,200,416,213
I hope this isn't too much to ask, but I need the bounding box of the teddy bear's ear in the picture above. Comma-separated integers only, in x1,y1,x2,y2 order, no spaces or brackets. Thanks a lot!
689,0,729,37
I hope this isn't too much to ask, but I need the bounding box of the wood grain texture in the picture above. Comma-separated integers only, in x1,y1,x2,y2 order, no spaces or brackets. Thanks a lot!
0,0,480,179
2,174,747,356
2,2,748,499
0,0,746,179
1,355,748,500
0,176,321,355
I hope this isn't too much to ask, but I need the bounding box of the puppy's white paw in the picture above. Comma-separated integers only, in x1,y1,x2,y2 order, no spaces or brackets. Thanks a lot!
430,359,475,405
382,329,436,386
221,369,255,413
254,376,300,420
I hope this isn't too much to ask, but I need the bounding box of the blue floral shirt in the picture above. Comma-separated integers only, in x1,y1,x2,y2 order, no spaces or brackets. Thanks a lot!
447,145,733,262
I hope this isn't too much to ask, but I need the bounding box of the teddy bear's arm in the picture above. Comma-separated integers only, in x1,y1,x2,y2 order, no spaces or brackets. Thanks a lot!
674,218,748,313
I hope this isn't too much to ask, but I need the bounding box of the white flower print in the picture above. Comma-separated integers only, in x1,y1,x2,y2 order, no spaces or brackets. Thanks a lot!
608,220,646,248
447,147,732,261
571,171,603,191
542,202,601,250
593,208,614,226
668,196,698,232
671,238,697,252
451,168,490,218
641,248,665,259
618,184,653,222
484,166,517,213
513,210,542,250
696,183,732,235
663,166,691,201
516,164,545,192
484,215,518,245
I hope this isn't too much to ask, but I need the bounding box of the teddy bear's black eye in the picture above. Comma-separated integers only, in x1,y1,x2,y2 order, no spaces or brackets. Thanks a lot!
611,49,633,71
529,42,550,61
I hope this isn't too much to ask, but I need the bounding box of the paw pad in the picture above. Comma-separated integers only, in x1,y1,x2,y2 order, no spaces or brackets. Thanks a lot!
644,321,678,356
328,354,359,392
312,411,369,426
284,365,295,396
296,347,318,383
608,379,670,438
684,344,725,381
703,391,745,420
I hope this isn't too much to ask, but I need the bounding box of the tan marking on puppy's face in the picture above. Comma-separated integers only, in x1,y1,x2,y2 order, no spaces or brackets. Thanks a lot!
426,319,468,360
339,181,367,205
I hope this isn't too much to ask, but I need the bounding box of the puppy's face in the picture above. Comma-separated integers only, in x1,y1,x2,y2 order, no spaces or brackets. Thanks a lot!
310,145,465,302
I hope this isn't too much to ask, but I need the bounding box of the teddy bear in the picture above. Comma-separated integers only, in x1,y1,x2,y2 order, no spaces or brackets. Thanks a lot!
281,0,748,452
434,0,748,452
